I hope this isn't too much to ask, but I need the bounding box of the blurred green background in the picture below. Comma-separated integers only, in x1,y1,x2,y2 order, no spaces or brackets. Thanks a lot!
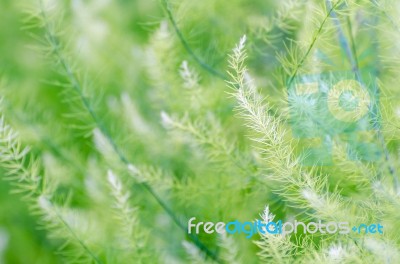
1,0,399,263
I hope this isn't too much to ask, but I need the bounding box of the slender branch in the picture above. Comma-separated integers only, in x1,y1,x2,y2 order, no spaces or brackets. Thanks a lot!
161,0,227,80
346,17,360,72
142,184,219,261
287,0,342,87
53,206,103,264
326,0,360,78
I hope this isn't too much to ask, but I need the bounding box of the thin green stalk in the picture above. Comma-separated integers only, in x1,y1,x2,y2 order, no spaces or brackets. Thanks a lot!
287,0,342,87
142,184,220,261
53,207,103,264
346,17,360,72
326,0,360,78
161,0,227,80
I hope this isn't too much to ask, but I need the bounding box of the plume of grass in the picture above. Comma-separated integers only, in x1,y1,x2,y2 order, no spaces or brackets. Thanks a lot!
253,206,296,264
227,36,363,229
0,106,103,263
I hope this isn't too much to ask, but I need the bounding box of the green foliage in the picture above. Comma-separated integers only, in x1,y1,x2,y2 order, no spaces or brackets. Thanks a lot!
0,0,400,263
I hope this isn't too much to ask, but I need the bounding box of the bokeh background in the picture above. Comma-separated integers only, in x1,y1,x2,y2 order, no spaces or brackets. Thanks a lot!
1,0,400,263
